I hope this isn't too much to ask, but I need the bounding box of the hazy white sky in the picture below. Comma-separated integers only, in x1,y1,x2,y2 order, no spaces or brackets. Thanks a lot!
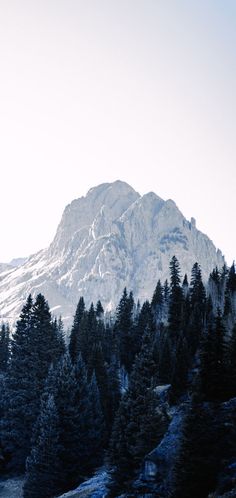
0,0,235,264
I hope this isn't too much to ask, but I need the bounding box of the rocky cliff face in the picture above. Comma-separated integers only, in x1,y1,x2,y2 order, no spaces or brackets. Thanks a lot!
0,180,225,326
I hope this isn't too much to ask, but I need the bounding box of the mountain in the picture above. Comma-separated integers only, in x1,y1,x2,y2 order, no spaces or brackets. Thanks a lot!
0,180,224,326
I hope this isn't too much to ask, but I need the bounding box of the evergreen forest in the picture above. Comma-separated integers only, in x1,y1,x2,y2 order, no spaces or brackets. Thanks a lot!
0,256,236,497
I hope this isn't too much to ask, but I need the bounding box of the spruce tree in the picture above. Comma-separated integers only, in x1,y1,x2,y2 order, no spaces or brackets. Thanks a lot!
43,353,98,493
69,297,85,363
170,335,189,403
107,357,121,430
188,262,206,353
199,311,228,402
151,280,164,322
158,335,173,384
171,401,220,498
227,323,236,398
0,323,10,372
47,354,85,491
182,274,189,298
115,288,135,373
87,342,110,433
1,295,34,471
134,300,154,355
227,262,236,293
168,256,183,339
88,371,105,466
23,395,61,498
1,294,61,472
109,328,167,495
96,300,104,318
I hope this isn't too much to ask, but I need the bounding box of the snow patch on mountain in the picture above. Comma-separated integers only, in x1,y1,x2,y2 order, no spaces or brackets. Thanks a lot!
0,181,225,326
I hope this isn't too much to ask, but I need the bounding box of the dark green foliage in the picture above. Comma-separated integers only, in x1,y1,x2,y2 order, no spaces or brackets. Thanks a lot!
69,297,85,363
228,262,236,293
46,354,88,491
151,280,164,322
199,311,228,402
170,335,189,403
2,257,236,498
88,372,105,465
0,323,10,372
1,294,64,473
168,256,184,339
115,288,135,373
52,316,66,358
134,300,154,355
182,274,189,297
24,395,61,498
187,262,206,353
41,353,103,494
158,334,173,384
77,303,99,366
171,402,220,498
227,323,236,398
87,342,110,433
96,300,104,318
108,328,167,495
107,357,121,430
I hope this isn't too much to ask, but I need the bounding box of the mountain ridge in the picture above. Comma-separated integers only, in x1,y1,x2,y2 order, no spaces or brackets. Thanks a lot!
0,180,225,325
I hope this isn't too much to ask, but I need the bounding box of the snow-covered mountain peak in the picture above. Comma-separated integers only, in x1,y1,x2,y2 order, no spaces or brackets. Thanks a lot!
50,181,139,257
0,180,225,326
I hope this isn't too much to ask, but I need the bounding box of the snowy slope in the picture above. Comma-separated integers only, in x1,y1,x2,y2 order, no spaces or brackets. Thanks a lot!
0,180,225,326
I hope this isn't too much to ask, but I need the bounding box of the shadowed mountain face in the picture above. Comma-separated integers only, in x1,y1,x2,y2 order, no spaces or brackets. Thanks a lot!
0,180,224,326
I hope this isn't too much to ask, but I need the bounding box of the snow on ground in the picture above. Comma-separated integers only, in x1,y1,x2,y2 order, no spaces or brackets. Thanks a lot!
58,470,109,498
0,477,24,498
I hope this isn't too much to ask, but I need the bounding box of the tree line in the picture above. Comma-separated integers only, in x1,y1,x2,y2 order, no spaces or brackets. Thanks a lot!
0,257,235,497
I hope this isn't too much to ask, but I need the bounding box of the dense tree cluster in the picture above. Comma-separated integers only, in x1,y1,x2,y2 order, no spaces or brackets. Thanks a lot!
0,258,235,497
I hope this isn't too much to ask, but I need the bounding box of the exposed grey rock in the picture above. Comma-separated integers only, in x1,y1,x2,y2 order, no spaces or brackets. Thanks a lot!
0,180,225,328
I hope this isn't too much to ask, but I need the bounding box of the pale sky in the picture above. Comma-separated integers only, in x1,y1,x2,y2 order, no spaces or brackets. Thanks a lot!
0,0,235,265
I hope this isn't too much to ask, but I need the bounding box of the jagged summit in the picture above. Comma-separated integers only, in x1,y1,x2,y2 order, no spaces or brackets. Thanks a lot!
50,181,139,257
0,180,225,326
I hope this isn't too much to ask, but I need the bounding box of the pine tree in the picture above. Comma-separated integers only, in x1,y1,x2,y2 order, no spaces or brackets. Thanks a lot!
163,279,170,303
158,335,173,384
107,357,121,430
1,295,34,471
227,323,236,398
23,395,61,498
188,262,206,353
96,300,104,318
208,267,222,312
199,311,228,402
151,280,164,322
88,371,105,466
108,328,167,494
182,274,189,298
171,401,220,498
29,294,63,391
1,294,61,472
69,297,85,363
227,262,236,293
224,263,236,326
43,353,98,493
168,256,184,339
87,342,110,433
47,354,85,491
0,323,10,372
170,334,189,403
134,300,154,355
115,288,135,373
73,354,103,473
52,316,66,360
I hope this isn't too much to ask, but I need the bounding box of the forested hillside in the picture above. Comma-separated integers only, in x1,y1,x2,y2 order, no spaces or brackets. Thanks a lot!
0,257,236,498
